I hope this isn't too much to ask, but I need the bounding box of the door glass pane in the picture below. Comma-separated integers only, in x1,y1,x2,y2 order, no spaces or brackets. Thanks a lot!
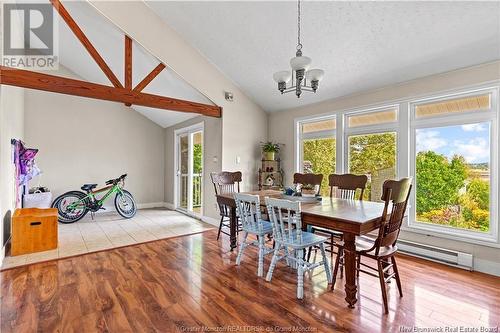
179,135,189,210
415,123,491,232
302,137,335,196
192,132,203,214
348,132,397,201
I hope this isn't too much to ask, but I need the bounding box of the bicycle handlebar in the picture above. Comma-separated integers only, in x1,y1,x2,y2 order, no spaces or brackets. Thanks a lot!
105,174,127,185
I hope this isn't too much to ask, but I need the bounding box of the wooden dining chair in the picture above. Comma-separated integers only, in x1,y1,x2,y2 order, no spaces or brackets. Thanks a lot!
307,174,368,267
293,173,323,195
331,177,412,314
328,174,368,199
234,193,274,277
265,197,332,299
210,171,243,240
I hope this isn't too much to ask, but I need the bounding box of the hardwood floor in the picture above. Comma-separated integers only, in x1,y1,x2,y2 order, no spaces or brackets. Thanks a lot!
1,230,499,332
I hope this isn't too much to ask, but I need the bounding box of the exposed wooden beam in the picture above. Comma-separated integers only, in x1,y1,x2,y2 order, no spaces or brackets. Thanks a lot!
50,0,123,88
124,36,132,106
133,63,166,93
0,66,221,117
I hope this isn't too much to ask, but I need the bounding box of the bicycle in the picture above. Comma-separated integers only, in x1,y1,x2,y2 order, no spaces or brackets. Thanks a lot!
51,174,136,223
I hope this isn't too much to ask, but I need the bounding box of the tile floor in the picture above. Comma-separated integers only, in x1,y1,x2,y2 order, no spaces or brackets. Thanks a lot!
1,208,214,270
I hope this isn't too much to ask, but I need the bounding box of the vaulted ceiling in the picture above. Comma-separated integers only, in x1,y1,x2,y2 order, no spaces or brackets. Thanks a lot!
146,1,500,112
58,1,215,127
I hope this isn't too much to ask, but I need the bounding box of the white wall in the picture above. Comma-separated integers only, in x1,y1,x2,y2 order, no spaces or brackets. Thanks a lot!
164,116,222,220
24,67,166,208
268,61,500,276
0,85,25,262
89,1,268,192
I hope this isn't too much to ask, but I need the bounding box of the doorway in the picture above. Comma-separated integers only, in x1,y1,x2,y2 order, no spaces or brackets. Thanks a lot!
175,123,203,216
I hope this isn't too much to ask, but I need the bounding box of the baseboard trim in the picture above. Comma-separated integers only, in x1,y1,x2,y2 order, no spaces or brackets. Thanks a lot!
474,258,500,277
201,216,219,227
137,202,166,209
164,202,175,210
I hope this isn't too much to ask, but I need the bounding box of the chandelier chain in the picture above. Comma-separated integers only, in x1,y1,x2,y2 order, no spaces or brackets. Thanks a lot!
297,0,302,50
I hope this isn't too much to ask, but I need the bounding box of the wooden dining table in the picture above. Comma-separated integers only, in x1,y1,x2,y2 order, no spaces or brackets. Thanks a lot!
216,189,386,309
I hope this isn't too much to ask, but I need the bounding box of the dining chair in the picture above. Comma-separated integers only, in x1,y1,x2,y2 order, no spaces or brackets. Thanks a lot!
210,171,243,240
234,193,274,277
293,173,323,195
331,177,412,314
307,174,368,271
265,197,332,299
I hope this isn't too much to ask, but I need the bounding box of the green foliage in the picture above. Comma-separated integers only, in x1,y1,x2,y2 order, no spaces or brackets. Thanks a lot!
193,144,202,174
348,132,396,200
415,151,467,214
467,178,489,210
458,178,490,231
348,133,397,175
416,151,490,232
303,138,335,196
262,142,280,153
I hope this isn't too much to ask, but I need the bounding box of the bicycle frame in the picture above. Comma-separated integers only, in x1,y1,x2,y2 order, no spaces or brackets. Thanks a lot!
67,181,125,211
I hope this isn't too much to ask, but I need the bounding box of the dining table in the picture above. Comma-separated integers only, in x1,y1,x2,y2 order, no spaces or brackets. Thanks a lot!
216,189,387,309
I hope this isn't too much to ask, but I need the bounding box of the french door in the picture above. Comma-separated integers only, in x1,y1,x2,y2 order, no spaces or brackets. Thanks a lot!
175,123,203,216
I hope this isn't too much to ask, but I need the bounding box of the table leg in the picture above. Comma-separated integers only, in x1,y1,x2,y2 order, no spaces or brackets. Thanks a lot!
343,232,357,308
230,206,237,251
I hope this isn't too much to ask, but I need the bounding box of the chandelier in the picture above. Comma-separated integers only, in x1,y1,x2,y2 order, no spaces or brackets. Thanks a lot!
273,0,324,98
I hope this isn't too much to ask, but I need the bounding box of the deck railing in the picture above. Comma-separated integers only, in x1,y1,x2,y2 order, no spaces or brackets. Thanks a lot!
180,173,202,208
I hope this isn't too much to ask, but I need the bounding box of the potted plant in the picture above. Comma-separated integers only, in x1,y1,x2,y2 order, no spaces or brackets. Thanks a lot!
301,184,316,197
262,142,280,161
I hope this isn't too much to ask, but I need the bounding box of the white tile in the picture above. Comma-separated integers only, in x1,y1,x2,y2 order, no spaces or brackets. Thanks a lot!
3,208,212,267
1,254,28,269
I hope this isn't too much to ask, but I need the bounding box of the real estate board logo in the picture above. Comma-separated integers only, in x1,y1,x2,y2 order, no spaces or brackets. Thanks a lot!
2,2,58,69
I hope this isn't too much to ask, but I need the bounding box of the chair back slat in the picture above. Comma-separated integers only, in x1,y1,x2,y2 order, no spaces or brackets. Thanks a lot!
293,173,323,195
211,171,242,217
234,193,263,232
374,178,412,253
266,197,302,243
329,174,368,200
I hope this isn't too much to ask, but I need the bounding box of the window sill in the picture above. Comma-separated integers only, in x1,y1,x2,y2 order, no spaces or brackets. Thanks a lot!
402,221,500,249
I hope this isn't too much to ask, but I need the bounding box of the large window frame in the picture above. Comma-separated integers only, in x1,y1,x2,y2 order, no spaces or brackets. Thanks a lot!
409,87,499,244
295,114,337,174
344,105,400,178
293,82,500,247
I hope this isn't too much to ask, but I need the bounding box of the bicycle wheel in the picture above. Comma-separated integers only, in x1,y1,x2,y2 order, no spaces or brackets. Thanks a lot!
52,191,89,223
115,190,137,218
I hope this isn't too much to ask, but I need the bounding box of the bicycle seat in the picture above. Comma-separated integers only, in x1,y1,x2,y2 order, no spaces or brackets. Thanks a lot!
81,184,98,192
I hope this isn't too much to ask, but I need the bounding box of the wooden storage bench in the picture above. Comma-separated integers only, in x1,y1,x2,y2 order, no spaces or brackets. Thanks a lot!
11,208,58,256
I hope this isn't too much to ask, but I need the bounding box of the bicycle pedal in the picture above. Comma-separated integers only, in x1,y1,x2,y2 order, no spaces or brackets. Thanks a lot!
100,207,106,210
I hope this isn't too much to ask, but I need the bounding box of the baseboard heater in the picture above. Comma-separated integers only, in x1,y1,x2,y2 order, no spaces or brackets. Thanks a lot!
397,239,473,271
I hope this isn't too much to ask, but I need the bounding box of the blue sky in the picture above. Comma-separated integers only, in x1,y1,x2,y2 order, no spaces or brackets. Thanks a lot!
416,123,490,164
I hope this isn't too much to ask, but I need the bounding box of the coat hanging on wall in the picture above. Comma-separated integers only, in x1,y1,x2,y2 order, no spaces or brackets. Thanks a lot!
11,139,40,207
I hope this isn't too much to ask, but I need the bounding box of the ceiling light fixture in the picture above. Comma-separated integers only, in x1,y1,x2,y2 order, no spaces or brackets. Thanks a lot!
273,0,324,98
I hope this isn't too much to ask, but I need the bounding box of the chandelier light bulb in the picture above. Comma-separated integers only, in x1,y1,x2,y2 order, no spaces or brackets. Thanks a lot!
306,69,325,82
273,71,292,83
290,55,312,71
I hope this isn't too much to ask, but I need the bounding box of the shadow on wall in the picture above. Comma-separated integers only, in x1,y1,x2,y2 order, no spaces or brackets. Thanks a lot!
3,210,11,248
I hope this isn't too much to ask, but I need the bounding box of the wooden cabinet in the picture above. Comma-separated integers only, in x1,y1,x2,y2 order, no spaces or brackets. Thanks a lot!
11,208,58,256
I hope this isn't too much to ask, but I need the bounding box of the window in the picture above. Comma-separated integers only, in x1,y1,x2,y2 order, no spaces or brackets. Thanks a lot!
411,91,497,240
294,85,499,245
346,107,398,201
297,117,336,196
415,94,490,118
